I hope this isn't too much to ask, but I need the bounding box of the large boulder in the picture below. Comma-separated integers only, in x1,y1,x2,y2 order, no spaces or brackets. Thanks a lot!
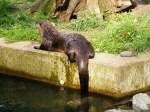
132,93,150,112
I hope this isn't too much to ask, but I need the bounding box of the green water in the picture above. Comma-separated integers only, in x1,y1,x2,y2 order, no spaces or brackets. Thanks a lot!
0,74,131,112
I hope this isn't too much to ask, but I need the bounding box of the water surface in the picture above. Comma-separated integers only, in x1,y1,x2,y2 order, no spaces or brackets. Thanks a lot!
0,74,131,112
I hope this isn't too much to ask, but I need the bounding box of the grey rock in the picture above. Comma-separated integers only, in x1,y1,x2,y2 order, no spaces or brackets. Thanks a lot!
132,93,150,112
120,51,137,57
105,109,134,112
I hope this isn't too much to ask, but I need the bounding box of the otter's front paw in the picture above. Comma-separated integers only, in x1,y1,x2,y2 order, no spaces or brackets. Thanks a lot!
34,45,40,49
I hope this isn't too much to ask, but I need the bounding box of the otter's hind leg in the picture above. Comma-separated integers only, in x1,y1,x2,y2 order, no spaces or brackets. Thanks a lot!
77,57,89,98
79,71,89,98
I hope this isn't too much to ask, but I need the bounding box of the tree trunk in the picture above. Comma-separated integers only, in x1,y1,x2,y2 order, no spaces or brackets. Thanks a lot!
98,0,116,20
30,0,55,15
42,0,56,15
30,0,46,14
54,0,87,22
30,0,138,22
87,0,102,18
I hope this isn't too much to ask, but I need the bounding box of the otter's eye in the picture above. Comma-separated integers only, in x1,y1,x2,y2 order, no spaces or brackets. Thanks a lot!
39,23,42,26
36,21,42,26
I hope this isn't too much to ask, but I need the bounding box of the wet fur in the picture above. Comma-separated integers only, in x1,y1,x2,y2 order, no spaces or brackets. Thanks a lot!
63,33,94,97
34,20,95,97
34,20,65,52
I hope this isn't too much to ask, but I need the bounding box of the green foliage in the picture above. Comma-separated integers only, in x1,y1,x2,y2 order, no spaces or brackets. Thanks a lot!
0,0,149,54
27,0,36,2
0,24,39,41
17,10,31,23
89,13,150,53
0,0,16,27
0,0,38,41
31,11,50,22
0,0,58,41
0,15,16,27
65,13,106,31
0,0,11,15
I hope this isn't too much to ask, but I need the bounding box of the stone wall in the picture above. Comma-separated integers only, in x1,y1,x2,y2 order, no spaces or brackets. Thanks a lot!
0,39,149,98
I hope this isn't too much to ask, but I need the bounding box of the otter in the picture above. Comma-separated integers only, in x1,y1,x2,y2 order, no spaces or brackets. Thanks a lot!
34,20,95,97
34,20,65,52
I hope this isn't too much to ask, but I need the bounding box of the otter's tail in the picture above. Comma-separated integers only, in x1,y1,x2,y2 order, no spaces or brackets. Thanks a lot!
76,57,89,98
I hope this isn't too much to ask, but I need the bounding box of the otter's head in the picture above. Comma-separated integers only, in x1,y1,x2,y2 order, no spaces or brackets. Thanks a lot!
36,20,57,37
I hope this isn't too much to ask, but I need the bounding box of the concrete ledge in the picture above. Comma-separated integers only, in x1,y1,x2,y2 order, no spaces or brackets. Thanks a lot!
0,38,150,98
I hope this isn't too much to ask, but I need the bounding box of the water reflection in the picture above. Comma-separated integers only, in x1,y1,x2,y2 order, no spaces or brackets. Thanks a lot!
0,74,123,112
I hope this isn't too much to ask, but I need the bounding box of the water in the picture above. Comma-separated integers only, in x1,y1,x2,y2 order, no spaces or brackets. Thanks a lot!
0,74,131,112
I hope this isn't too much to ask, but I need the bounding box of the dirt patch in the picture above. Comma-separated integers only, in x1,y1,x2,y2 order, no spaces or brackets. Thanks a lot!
0,38,7,45
133,4,150,16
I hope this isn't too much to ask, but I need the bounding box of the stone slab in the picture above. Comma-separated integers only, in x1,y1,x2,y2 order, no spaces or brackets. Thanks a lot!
0,39,149,98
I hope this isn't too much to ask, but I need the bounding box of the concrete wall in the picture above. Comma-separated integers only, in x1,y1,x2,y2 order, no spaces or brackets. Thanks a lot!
0,39,149,98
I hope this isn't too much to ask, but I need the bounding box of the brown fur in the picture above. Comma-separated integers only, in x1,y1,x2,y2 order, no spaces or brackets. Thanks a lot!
34,20,95,97
34,20,65,52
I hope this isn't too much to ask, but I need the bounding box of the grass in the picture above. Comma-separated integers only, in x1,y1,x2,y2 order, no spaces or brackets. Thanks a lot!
63,13,106,31
0,0,150,54
63,13,150,53
0,24,39,41
88,13,150,53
